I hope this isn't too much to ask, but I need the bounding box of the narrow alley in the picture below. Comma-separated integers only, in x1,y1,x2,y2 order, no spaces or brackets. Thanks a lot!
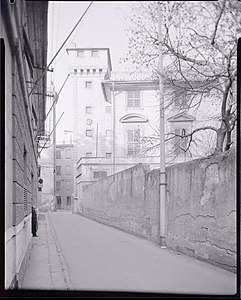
21,211,236,296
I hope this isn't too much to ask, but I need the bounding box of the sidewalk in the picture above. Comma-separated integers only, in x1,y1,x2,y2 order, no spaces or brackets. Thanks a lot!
21,212,72,290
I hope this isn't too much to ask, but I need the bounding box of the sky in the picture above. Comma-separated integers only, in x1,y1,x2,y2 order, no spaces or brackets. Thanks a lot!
46,1,133,143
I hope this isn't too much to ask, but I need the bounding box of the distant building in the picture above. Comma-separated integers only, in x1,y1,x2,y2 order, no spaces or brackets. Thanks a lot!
55,143,74,210
2,0,48,289
38,149,54,211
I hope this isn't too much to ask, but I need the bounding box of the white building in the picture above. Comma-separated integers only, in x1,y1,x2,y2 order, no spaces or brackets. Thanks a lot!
67,47,225,210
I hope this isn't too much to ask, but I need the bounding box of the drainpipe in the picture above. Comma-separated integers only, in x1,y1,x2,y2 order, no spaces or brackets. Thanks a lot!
158,2,166,248
112,82,116,174
2,1,38,163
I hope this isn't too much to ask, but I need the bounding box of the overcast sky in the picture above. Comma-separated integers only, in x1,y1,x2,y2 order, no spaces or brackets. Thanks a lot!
46,1,132,143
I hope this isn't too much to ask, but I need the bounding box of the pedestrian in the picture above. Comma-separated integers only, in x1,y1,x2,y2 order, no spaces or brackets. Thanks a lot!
31,206,38,237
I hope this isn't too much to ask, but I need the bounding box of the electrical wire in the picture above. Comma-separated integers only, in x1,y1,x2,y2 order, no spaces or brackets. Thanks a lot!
28,1,94,98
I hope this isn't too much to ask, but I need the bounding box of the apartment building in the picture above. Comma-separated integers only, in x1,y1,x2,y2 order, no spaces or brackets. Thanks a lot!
2,0,48,289
55,143,74,210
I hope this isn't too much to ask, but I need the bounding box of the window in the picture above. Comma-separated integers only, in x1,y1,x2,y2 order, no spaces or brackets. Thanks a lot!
106,129,112,137
99,69,102,74
56,181,61,189
127,91,141,108
87,69,90,75
56,166,61,175
56,150,61,159
86,130,93,137
77,50,84,57
106,153,112,158
85,81,92,89
56,196,61,205
66,166,71,175
66,149,71,159
74,69,77,74
86,152,93,157
127,129,140,156
105,106,111,113
93,171,107,179
93,69,96,75
80,69,84,75
67,196,71,205
174,128,189,153
174,97,189,109
66,180,71,190
86,119,93,125
86,106,92,114
91,50,99,57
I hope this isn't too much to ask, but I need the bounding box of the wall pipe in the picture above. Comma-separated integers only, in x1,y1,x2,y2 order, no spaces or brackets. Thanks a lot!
158,2,166,248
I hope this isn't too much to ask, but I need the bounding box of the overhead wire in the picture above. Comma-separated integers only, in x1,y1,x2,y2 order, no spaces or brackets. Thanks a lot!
28,1,94,98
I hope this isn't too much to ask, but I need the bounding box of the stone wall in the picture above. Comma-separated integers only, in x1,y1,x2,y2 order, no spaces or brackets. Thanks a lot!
165,149,236,272
82,164,160,243
82,149,236,272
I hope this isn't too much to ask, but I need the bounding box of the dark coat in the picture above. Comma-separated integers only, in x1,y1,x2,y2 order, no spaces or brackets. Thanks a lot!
31,207,38,235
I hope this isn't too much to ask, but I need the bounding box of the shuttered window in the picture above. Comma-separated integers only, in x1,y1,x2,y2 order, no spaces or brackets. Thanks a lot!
127,129,140,156
127,91,141,108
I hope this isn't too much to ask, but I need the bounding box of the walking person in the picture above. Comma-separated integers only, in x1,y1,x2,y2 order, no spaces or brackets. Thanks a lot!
31,206,38,237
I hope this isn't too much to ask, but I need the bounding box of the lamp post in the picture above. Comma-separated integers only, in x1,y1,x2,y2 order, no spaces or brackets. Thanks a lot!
158,1,166,248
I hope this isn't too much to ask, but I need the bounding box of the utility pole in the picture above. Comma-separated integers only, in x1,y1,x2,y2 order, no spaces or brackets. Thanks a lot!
158,2,166,248
53,84,57,212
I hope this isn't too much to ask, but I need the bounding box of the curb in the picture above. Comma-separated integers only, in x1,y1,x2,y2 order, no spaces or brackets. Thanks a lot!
46,213,74,290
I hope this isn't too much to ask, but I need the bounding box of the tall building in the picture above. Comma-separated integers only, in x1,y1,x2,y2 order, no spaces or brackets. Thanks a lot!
67,47,112,197
1,0,48,289
55,143,74,210
67,47,112,158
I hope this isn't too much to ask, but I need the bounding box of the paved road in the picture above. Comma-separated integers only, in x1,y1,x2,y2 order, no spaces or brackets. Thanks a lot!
48,211,236,295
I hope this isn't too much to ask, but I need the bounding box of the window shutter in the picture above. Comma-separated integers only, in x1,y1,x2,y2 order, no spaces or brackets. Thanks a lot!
127,144,134,155
134,91,140,107
134,129,140,142
127,92,133,107
127,130,134,142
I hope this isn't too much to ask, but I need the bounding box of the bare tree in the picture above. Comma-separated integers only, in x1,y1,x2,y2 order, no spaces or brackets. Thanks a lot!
121,0,240,156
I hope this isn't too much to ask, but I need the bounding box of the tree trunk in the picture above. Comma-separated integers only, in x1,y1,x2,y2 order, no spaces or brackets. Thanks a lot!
215,124,226,153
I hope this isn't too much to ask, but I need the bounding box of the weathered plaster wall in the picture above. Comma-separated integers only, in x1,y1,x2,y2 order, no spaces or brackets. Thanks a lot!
165,149,236,272
82,149,236,272
82,164,160,243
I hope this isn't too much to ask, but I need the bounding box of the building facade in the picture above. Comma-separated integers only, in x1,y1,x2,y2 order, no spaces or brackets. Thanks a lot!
68,47,231,213
55,143,74,210
1,0,48,289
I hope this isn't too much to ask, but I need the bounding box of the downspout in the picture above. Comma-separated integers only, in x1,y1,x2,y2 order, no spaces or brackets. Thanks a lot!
2,1,40,163
112,82,116,174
